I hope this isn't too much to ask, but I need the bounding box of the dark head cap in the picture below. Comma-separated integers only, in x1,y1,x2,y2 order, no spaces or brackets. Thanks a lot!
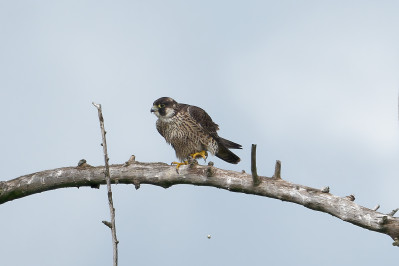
151,97,178,117
153,97,177,107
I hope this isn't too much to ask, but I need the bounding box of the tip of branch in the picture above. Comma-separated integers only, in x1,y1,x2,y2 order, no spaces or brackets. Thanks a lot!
0,181,5,195
393,238,399,247
92,102,101,109
372,204,380,211
388,208,399,217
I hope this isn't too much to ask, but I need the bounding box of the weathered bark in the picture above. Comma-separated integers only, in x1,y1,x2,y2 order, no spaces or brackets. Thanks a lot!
1,160,398,244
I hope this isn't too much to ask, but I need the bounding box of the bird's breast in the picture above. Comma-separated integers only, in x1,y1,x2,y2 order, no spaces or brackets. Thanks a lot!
157,117,187,144
156,114,217,155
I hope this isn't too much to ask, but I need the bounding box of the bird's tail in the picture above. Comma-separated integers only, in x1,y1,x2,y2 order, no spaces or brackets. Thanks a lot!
216,144,241,164
218,137,242,149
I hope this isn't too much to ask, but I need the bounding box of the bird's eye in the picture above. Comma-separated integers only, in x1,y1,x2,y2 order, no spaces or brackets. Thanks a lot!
158,104,165,108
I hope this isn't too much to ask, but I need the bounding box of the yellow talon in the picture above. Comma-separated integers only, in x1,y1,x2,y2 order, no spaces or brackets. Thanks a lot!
190,150,208,161
171,161,188,171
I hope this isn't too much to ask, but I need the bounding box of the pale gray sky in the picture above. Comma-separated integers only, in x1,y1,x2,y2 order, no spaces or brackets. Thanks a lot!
1,1,399,265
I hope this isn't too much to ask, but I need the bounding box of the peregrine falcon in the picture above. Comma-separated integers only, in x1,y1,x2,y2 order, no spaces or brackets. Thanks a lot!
151,97,242,168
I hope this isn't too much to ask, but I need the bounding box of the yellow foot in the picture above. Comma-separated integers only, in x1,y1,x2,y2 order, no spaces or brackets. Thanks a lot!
190,150,208,161
171,161,188,172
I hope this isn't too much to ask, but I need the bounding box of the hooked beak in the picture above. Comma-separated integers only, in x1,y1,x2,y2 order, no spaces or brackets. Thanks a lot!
150,105,158,113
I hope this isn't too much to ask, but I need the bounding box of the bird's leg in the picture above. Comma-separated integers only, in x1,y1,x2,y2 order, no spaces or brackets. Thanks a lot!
190,150,208,161
171,161,188,171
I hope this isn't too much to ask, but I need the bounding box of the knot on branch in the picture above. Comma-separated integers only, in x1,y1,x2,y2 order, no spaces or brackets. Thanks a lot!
77,159,92,168
124,155,136,166
188,157,198,168
207,162,215,177
345,194,355,201
379,216,388,225
133,179,141,190
321,186,330,193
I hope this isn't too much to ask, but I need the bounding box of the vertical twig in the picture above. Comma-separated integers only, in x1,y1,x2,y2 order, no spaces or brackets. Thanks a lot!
272,160,281,179
251,144,261,186
93,102,118,266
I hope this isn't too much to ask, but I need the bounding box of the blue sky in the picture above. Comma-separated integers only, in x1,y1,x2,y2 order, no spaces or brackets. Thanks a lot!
1,1,399,265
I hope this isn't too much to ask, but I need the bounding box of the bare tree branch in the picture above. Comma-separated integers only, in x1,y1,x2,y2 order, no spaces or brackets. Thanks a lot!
93,102,119,266
1,159,399,245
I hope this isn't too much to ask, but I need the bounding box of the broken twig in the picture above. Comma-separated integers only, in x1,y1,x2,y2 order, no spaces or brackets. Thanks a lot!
251,144,261,186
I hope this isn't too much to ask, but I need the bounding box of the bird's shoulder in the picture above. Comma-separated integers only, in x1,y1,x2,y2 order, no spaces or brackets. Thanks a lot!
177,103,219,136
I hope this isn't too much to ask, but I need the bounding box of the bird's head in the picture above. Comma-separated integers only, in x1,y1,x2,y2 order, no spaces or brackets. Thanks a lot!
151,97,178,119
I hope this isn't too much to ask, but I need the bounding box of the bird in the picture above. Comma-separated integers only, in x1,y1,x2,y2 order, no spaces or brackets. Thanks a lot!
151,97,242,169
